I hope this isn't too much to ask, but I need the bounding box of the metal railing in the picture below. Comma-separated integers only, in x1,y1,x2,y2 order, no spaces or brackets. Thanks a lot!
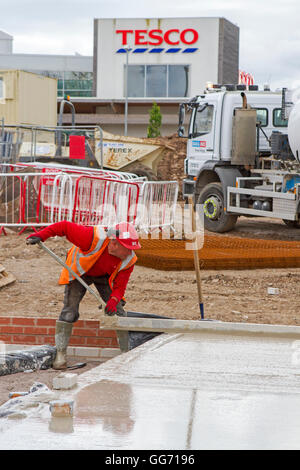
0,169,179,233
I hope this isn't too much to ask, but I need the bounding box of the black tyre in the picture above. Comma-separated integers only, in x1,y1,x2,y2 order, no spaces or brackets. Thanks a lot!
197,182,238,233
126,164,158,181
283,219,300,228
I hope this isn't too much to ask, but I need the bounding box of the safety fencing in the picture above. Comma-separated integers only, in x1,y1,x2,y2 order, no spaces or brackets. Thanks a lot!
0,162,144,181
0,168,178,233
0,129,23,164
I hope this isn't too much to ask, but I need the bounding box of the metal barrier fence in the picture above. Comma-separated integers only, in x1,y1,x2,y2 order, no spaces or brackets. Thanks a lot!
0,129,24,164
0,162,144,182
0,170,178,233
136,181,179,233
0,172,73,228
71,175,141,227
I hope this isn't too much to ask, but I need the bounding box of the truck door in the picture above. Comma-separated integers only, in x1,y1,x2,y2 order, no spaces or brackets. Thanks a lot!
187,101,216,176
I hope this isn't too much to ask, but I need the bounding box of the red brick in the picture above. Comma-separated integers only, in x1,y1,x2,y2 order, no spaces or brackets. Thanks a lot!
110,338,119,347
0,318,11,325
37,337,55,345
82,320,100,328
36,319,56,326
96,329,117,338
86,337,113,347
0,334,13,343
47,328,56,336
69,336,86,346
12,335,36,344
12,318,36,326
23,327,48,335
74,320,85,327
0,326,24,334
72,328,97,337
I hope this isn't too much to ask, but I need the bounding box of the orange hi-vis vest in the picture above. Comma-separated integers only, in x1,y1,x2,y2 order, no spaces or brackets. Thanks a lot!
58,226,137,291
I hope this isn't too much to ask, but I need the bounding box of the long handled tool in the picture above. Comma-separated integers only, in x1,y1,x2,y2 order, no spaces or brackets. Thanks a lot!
38,241,107,312
188,196,204,319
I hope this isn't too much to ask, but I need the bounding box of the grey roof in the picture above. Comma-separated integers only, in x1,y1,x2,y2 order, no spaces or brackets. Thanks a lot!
0,30,13,40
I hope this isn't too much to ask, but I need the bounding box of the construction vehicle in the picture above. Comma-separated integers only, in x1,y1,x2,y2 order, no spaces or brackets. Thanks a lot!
0,70,165,179
15,122,164,180
178,83,300,232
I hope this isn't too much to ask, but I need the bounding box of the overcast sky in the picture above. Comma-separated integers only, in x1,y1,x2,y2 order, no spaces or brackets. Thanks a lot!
1,0,300,90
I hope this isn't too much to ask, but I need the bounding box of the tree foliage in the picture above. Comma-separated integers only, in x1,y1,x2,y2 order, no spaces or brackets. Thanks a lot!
147,102,162,138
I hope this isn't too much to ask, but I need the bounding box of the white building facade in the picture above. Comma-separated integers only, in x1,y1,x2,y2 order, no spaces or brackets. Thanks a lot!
94,17,239,99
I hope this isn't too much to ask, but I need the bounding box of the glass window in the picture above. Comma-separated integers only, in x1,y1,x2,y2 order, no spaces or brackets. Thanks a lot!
168,65,189,97
193,105,214,136
126,65,189,97
127,65,145,97
255,108,268,127
146,65,167,97
0,78,3,99
24,70,93,97
273,108,288,127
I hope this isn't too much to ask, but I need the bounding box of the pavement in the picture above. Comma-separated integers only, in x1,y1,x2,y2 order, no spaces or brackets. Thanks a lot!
1,321,300,450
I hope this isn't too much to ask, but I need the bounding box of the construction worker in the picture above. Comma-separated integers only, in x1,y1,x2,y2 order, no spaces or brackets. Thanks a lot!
26,221,141,369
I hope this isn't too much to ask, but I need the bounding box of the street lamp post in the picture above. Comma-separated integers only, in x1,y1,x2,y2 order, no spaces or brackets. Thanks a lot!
124,44,130,136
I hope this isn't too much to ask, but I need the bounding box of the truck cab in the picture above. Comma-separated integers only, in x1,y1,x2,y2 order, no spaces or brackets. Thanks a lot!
179,85,300,232
183,88,288,197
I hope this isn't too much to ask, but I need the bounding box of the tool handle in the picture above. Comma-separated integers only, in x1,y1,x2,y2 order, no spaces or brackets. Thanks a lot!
188,196,204,319
38,241,106,308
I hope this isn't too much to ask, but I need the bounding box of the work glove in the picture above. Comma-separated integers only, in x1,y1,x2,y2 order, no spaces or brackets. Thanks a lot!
105,297,118,316
26,236,42,245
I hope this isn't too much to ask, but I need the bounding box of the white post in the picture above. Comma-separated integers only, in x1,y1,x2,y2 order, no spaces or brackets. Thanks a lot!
124,44,130,136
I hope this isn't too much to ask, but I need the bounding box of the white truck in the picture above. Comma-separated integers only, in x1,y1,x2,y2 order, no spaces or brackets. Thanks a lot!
178,84,300,232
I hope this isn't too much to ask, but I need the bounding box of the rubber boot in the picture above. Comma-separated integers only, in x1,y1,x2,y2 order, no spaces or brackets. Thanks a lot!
52,320,73,370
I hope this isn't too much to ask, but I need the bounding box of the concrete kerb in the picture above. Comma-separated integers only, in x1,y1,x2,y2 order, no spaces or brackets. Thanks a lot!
100,317,300,339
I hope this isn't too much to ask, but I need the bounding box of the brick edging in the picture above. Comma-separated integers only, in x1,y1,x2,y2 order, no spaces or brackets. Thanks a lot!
0,317,118,348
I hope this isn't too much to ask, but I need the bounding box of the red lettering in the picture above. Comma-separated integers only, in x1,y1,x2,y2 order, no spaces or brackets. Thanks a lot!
116,28,199,46
180,29,198,45
135,30,148,45
163,29,180,45
148,29,163,46
116,30,133,45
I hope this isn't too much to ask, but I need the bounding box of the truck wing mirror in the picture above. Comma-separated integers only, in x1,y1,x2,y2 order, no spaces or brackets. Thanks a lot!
197,103,208,113
178,104,187,137
178,125,186,138
179,104,186,126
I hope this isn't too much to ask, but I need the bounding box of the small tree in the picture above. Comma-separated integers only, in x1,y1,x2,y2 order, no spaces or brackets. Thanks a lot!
147,102,162,138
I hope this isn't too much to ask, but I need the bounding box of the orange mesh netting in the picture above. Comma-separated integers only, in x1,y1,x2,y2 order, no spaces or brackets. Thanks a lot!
137,236,300,270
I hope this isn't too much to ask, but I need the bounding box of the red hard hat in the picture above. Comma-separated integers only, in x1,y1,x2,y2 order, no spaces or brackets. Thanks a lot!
108,222,141,250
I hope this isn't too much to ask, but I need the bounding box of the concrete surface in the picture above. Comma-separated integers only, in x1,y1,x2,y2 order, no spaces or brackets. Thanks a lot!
1,322,300,449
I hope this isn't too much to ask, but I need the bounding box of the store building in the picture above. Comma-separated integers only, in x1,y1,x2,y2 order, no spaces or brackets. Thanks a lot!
0,19,239,136
83,17,239,136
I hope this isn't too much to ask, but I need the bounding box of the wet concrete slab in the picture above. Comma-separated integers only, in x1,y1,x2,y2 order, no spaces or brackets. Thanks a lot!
1,324,300,449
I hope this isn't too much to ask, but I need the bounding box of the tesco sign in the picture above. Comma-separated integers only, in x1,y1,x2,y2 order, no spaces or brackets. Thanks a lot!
116,29,199,46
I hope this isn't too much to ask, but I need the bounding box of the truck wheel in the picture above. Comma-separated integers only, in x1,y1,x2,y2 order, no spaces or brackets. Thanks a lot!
126,164,158,181
197,182,237,233
283,219,300,228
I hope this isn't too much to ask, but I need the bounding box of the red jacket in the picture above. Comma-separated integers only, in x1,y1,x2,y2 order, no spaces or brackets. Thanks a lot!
31,221,134,302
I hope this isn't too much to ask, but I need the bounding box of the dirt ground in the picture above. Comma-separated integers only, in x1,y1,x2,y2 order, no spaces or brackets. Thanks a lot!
1,216,300,406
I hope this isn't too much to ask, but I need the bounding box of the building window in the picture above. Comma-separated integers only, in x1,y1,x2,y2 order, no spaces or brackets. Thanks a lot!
0,78,3,99
27,70,93,97
126,64,189,98
127,65,145,97
273,108,288,127
57,72,93,98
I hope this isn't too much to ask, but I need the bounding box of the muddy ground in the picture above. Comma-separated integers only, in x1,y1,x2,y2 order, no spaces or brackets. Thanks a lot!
0,216,300,406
